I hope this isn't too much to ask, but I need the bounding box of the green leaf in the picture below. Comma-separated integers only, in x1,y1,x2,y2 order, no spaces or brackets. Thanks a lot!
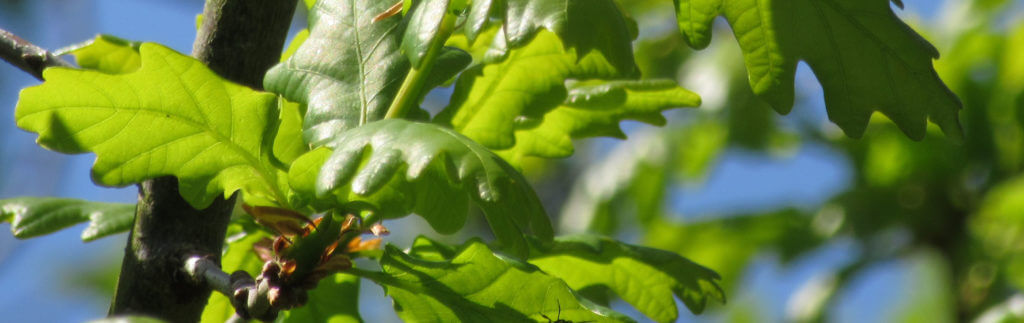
281,29,310,62
468,0,637,74
66,35,142,74
0,197,134,242
672,0,961,140
279,273,363,323
402,0,451,68
291,119,552,258
435,29,630,150
645,211,823,292
304,0,316,10
528,235,725,322
16,44,287,208
273,98,309,167
358,239,634,322
496,79,700,164
265,0,411,146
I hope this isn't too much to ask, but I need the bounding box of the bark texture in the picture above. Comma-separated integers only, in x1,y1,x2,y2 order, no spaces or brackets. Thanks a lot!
108,1,297,322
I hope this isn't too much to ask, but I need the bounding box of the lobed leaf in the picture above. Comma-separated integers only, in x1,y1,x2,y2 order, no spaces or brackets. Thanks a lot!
289,119,552,258
0,197,134,242
65,34,142,74
435,29,630,150
528,235,725,322
16,44,287,208
497,79,700,165
672,0,962,140
359,239,634,322
265,0,411,146
464,0,637,74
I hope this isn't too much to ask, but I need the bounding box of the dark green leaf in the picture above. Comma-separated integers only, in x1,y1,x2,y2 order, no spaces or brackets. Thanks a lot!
0,197,134,242
499,0,637,74
672,0,962,139
402,0,451,68
289,119,552,258
265,0,412,146
358,239,634,322
528,235,725,321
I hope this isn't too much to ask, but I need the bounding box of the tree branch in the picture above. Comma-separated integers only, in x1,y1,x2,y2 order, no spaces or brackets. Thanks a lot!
0,28,73,81
107,0,297,322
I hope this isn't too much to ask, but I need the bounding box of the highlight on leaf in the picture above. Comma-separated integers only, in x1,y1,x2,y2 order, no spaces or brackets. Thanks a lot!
15,43,289,209
288,119,553,258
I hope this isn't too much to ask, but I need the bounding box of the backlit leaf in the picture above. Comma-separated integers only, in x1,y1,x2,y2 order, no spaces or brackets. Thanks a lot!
16,44,287,208
358,239,634,322
528,235,725,322
673,0,962,139
497,79,700,165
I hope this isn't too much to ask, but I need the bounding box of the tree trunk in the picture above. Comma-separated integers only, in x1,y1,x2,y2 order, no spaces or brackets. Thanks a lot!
108,1,297,322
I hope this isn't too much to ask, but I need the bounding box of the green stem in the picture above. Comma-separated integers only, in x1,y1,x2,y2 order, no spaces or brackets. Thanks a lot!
384,11,457,120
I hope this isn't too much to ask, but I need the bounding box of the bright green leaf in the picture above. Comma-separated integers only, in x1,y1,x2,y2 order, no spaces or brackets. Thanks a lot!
435,29,630,150
497,79,700,165
273,98,309,167
672,0,962,140
66,35,142,74
293,119,552,258
265,0,411,146
281,29,310,62
16,44,287,208
528,235,725,322
279,273,362,323
357,239,634,322
0,197,134,242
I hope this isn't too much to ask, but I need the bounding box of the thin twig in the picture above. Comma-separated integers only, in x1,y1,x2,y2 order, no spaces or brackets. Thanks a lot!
0,28,73,81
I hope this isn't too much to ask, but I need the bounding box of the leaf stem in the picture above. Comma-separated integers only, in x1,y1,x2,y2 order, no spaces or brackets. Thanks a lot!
384,11,457,120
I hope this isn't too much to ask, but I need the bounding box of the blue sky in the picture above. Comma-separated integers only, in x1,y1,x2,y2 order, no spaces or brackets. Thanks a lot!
0,0,989,322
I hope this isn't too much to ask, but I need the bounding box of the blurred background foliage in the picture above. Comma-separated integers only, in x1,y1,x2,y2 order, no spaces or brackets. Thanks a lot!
2,0,1024,322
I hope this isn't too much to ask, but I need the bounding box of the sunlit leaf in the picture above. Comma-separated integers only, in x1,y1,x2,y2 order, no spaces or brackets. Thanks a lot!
497,79,700,165
16,44,288,208
436,29,630,150
66,34,142,74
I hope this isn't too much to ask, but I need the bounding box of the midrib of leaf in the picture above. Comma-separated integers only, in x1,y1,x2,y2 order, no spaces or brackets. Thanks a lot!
750,0,780,90
347,0,370,127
